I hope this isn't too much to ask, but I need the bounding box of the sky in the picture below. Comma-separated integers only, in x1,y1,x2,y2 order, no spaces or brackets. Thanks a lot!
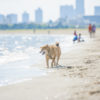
0,0,100,22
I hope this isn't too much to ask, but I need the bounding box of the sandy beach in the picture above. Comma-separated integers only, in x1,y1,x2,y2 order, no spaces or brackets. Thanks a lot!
0,29,100,100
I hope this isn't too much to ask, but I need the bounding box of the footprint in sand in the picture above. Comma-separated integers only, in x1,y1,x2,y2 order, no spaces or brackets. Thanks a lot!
79,68,88,71
89,90,100,95
85,60,93,64
67,66,73,69
94,81,100,85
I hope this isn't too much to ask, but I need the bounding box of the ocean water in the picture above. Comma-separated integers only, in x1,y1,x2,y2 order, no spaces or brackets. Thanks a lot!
0,34,74,86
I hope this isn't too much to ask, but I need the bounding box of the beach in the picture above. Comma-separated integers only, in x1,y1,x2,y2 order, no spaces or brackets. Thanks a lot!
0,29,100,100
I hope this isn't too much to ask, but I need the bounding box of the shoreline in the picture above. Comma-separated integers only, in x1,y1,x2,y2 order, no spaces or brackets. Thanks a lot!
0,28,89,35
0,28,100,34
0,29,100,100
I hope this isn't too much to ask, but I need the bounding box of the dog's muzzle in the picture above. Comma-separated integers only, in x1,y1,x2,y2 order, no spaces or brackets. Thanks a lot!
40,51,45,55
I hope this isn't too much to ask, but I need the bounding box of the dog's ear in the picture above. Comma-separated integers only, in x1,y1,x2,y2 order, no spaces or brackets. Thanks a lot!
40,44,48,49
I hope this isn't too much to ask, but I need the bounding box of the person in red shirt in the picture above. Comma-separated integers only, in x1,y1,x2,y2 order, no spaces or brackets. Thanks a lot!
88,24,92,38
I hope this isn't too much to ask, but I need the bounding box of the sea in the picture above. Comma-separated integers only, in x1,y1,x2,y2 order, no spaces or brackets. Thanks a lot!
0,33,77,86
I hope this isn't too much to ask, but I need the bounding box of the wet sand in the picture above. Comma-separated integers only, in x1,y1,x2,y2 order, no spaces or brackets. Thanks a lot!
0,29,100,100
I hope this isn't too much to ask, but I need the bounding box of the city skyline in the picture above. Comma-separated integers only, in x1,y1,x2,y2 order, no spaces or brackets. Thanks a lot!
0,0,100,22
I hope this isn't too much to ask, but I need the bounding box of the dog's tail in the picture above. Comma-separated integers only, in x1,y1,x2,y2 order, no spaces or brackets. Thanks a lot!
56,42,59,47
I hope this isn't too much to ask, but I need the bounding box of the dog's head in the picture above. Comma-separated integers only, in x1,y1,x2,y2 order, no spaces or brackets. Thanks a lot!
40,45,48,55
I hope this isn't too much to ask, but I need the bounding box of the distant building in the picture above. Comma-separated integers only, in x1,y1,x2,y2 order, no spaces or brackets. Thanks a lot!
94,6,100,15
6,14,18,24
22,12,29,24
76,0,85,16
35,8,43,24
60,5,74,19
0,14,5,24
83,16,100,24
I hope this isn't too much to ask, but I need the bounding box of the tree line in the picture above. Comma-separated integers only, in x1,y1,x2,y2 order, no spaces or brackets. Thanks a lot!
0,23,100,30
0,23,69,30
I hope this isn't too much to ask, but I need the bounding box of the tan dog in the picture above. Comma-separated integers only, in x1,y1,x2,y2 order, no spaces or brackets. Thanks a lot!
40,42,61,68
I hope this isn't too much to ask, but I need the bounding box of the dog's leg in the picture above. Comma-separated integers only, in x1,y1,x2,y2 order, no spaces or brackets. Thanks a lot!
53,58,56,67
51,58,55,68
54,60,56,66
54,58,56,66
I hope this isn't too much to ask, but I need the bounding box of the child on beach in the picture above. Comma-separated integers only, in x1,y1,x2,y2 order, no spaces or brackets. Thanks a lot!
73,31,84,43
78,33,84,42
73,30,78,43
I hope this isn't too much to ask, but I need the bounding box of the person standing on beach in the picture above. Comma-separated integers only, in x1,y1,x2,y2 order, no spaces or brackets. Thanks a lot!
88,24,92,38
92,24,96,37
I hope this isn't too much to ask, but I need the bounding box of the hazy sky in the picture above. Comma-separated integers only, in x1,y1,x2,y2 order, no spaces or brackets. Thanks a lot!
0,0,100,22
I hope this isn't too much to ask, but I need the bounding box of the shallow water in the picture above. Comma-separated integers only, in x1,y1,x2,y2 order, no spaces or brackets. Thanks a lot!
0,34,75,86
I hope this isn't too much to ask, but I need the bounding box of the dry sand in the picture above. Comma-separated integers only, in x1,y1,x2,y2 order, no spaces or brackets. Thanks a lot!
0,29,100,100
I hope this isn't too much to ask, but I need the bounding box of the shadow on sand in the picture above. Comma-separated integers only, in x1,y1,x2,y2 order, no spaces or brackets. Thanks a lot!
53,65,74,69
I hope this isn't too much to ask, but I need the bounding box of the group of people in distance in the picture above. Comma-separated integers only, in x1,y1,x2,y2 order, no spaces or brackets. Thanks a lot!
73,24,96,43
88,24,96,38
73,30,84,43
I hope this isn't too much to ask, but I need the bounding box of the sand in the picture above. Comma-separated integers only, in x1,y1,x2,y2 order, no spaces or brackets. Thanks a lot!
0,29,100,100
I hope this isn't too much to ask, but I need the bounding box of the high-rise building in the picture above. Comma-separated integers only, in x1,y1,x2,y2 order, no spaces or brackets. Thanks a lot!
0,14,5,24
76,0,85,16
6,14,18,24
94,6,100,15
35,8,43,24
60,5,74,19
22,12,29,24
60,5,67,19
